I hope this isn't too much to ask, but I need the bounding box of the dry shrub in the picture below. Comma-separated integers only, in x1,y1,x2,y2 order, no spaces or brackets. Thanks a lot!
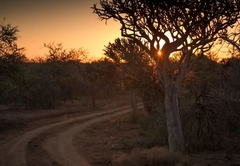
123,109,168,149
112,147,198,166
128,108,150,123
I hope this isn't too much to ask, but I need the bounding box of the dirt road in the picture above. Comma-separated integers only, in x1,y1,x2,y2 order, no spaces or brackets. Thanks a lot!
0,105,134,166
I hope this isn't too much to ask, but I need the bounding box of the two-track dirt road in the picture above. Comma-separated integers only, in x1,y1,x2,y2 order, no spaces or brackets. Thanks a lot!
0,105,136,166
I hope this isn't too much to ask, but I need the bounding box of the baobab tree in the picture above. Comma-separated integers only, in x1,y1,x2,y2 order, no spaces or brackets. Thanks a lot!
92,0,240,153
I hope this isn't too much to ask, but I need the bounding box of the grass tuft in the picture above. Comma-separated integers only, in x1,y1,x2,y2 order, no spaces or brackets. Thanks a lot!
112,147,201,166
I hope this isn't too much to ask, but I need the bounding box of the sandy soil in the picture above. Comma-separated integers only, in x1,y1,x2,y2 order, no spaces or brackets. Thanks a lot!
0,96,131,166
73,115,140,166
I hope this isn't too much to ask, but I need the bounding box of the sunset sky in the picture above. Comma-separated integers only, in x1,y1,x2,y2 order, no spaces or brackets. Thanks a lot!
0,0,121,59
0,0,237,60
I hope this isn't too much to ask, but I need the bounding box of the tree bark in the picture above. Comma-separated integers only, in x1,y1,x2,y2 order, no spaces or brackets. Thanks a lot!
129,89,138,111
165,84,185,153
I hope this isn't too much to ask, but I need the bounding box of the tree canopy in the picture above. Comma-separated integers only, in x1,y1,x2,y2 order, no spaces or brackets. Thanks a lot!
93,0,240,83
93,0,240,153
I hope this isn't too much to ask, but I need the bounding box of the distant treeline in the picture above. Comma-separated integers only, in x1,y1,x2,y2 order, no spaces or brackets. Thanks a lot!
0,48,122,109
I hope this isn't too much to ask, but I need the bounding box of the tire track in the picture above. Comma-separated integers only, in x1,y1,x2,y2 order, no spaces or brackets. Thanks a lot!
0,105,138,166
43,109,132,166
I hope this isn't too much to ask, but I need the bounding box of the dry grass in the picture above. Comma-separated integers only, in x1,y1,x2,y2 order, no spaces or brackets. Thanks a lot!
112,147,201,166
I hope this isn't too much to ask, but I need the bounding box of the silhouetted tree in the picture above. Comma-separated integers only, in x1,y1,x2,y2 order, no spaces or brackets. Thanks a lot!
42,43,86,105
93,0,240,153
104,38,164,112
80,58,120,107
219,22,240,56
182,56,240,155
0,21,26,78
0,21,28,107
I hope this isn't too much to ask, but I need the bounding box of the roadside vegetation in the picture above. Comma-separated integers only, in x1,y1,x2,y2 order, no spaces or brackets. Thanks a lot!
0,23,122,110
113,147,193,166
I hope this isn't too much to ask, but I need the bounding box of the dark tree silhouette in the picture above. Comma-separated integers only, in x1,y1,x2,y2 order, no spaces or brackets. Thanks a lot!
92,0,240,153
0,21,26,76
220,22,240,56
104,38,164,112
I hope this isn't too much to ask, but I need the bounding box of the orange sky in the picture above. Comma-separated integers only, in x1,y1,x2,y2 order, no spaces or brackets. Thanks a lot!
0,0,121,59
1,0,237,60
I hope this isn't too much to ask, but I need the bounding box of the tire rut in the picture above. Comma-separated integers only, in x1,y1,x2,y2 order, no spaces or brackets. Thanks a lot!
0,105,136,166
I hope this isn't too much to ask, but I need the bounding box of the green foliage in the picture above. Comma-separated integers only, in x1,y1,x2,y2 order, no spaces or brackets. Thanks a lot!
128,109,147,124
125,109,167,149
0,21,28,107
19,43,88,109
112,147,196,166
181,56,240,153
82,58,121,99
104,38,164,112
0,36,123,109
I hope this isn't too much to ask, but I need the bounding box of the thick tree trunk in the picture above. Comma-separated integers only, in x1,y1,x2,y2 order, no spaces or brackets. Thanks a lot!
165,85,185,153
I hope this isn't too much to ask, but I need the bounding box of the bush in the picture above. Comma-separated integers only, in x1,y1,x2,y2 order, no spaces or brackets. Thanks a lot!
128,108,150,123
112,147,198,166
125,109,168,149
